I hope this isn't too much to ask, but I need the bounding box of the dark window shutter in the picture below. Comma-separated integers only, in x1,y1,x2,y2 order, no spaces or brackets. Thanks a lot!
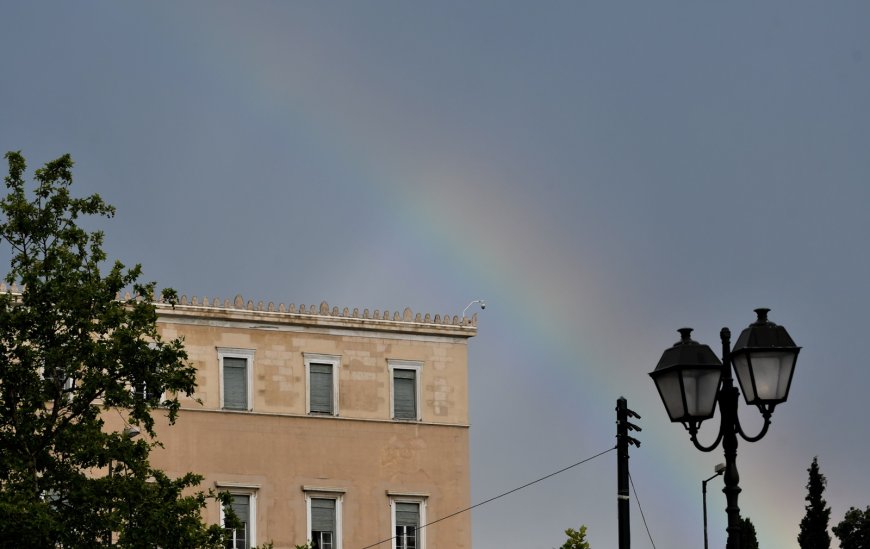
230,495,250,524
395,502,420,527
311,498,336,532
309,363,334,413
393,369,417,419
223,357,248,410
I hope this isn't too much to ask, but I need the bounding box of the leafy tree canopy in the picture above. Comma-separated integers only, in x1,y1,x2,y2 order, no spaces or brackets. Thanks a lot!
799,456,832,549
833,506,870,549
0,152,228,547
558,525,592,549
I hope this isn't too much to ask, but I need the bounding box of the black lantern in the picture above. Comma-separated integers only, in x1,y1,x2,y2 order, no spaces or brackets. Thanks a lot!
650,328,723,423
730,308,800,407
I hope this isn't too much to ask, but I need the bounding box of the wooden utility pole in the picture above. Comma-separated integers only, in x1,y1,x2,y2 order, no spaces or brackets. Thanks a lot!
616,397,641,549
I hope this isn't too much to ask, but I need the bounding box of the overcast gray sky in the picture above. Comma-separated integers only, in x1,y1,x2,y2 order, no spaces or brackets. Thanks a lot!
2,2,869,548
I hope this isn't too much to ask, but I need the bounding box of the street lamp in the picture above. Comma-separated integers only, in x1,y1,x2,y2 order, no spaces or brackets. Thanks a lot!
649,308,800,549
703,463,726,549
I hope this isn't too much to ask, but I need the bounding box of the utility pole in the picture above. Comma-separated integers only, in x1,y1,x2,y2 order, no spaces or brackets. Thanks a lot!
616,397,641,549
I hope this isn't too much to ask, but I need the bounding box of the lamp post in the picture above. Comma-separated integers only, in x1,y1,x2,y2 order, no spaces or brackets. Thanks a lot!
649,308,800,549
703,463,725,549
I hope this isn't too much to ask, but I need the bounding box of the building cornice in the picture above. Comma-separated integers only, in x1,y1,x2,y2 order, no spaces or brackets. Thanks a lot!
154,294,478,338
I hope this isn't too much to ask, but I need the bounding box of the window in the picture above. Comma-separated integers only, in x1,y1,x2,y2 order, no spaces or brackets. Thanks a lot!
219,348,254,411
42,365,75,397
389,360,422,421
222,493,256,549
304,354,340,416
218,484,258,548
305,488,343,549
132,341,162,405
132,381,161,406
311,498,335,549
390,496,426,549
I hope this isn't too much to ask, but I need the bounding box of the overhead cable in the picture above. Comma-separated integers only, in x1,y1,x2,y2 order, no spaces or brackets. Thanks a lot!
358,445,617,549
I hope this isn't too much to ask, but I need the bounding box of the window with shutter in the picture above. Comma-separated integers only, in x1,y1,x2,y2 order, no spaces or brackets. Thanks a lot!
306,490,343,549
304,354,340,416
218,348,254,411
391,499,424,549
224,494,250,549
311,498,336,549
309,363,334,414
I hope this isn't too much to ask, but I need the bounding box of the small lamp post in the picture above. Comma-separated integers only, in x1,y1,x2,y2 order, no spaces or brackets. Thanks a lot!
703,463,726,549
650,308,800,549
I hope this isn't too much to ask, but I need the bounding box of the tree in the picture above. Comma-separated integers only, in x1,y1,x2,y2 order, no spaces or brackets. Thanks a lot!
0,152,228,547
558,525,592,549
740,516,760,549
799,456,832,549
833,506,870,549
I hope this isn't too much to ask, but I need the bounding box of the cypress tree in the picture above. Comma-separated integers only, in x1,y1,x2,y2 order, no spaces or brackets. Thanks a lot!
741,516,760,549
798,456,831,549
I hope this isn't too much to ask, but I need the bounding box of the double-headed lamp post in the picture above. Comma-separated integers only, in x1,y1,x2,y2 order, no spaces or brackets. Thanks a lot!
649,308,800,549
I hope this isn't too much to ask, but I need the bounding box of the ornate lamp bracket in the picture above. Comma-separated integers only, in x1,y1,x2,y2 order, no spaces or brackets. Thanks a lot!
736,404,774,443
685,420,724,453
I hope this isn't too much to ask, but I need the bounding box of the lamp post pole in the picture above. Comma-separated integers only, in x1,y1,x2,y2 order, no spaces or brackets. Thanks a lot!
650,308,800,549
703,464,725,549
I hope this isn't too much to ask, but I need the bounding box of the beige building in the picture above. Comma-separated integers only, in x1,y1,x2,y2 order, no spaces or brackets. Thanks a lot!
145,295,477,549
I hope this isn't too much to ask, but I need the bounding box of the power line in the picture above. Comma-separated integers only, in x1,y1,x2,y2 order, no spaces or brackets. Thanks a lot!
629,471,657,549
358,445,617,549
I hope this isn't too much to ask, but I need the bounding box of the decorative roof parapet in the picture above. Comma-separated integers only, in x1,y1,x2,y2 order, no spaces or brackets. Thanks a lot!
0,284,477,334
152,292,478,334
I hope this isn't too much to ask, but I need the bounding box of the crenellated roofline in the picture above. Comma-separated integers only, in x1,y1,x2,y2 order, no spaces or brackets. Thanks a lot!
154,294,478,338
0,283,478,338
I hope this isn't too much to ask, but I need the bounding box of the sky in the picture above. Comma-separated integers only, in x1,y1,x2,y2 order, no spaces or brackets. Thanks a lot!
2,2,869,548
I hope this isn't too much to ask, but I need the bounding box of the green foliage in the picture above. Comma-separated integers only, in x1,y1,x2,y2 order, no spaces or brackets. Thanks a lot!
0,152,227,547
250,541,309,549
740,516,760,549
558,525,591,549
799,456,832,549
833,506,870,549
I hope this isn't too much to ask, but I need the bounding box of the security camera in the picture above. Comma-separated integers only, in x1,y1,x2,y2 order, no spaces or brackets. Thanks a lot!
462,299,486,317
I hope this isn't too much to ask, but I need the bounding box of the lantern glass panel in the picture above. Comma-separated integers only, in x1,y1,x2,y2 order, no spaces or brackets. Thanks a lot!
654,369,686,421
734,351,796,403
732,354,755,402
682,367,721,418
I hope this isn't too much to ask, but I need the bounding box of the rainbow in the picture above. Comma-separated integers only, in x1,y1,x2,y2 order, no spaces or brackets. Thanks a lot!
138,6,801,547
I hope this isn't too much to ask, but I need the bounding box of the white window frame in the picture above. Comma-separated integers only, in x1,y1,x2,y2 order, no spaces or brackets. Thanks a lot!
39,363,76,401
131,379,164,407
218,347,255,411
304,353,341,416
389,494,427,549
388,360,423,421
218,484,258,549
304,487,345,549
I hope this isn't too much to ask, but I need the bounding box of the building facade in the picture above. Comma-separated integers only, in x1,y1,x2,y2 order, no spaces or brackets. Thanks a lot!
143,295,476,549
